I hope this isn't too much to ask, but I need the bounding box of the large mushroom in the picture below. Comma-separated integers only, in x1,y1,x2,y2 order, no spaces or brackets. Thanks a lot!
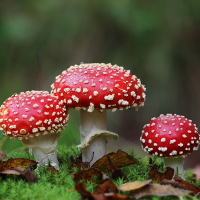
140,114,200,178
51,63,146,165
0,91,68,170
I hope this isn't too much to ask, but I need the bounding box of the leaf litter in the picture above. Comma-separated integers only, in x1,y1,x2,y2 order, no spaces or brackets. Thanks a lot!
1,148,200,198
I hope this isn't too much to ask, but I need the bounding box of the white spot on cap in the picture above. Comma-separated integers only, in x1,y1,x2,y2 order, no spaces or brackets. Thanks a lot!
182,134,187,138
170,139,176,144
104,94,115,101
161,138,166,142
20,129,27,134
72,95,79,103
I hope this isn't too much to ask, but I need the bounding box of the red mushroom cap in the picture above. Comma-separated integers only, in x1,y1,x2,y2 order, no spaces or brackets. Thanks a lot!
51,63,146,112
140,114,200,157
0,91,68,139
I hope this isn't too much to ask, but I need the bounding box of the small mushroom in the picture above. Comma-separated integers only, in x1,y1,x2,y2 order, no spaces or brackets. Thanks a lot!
0,91,68,170
140,114,200,178
51,63,146,165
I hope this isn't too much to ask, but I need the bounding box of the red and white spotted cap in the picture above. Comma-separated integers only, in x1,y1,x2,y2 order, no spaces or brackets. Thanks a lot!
51,63,146,112
140,114,200,157
0,91,68,140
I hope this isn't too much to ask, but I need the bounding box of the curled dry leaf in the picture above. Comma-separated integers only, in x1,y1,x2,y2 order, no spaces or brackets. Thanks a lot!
149,164,174,183
75,182,130,200
0,167,37,184
0,149,7,160
68,158,90,173
46,167,59,174
0,158,37,171
193,164,200,180
173,175,200,195
106,156,128,181
95,180,118,194
92,149,139,170
132,184,191,199
119,180,152,192
161,179,187,190
73,167,104,183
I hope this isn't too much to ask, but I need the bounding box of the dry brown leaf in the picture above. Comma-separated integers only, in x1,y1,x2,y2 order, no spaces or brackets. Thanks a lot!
73,167,103,183
68,157,90,173
92,149,139,170
95,180,118,194
0,158,37,171
0,167,37,183
132,184,191,199
119,180,152,192
0,149,7,160
193,164,200,180
161,179,187,190
106,156,127,181
47,167,59,174
173,175,200,195
75,182,130,200
149,164,174,183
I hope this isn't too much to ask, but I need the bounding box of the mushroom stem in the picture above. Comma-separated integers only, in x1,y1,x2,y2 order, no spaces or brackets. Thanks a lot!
31,147,60,170
78,110,118,165
164,157,184,179
22,133,61,170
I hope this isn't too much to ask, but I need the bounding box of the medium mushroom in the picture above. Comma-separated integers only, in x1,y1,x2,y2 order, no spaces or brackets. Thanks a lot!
0,91,68,170
140,114,200,178
51,63,146,165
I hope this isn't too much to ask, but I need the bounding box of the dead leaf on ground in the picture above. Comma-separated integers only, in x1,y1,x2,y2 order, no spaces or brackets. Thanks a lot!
68,157,90,173
149,164,174,183
161,179,187,190
47,167,59,174
132,184,191,199
193,164,200,180
119,180,152,192
0,158,37,171
0,167,37,184
0,149,7,160
106,156,128,181
75,182,130,200
95,180,118,194
73,167,104,183
92,149,139,170
173,175,200,195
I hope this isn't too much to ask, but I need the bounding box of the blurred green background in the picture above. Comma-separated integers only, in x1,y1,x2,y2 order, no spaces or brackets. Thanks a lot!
0,0,200,169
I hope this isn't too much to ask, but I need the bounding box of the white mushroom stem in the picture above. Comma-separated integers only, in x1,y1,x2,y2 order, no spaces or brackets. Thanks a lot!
78,110,118,165
164,157,184,179
22,133,61,170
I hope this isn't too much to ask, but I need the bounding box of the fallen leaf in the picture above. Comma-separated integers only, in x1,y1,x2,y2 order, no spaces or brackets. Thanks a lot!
68,156,90,173
161,179,187,190
75,182,130,200
193,164,200,180
0,149,7,160
119,180,152,192
73,167,103,183
0,158,37,171
22,169,37,184
0,167,37,184
106,156,127,181
92,149,139,170
95,180,118,194
173,175,200,195
47,167,59,174
149,164,174,183
132,184,191,199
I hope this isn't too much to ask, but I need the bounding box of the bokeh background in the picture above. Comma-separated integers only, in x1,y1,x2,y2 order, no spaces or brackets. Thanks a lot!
0,0,200,169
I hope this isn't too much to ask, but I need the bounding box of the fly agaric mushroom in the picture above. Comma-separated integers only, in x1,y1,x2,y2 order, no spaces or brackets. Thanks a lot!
0,91,68,170
51,63,146,165
140,114,200,178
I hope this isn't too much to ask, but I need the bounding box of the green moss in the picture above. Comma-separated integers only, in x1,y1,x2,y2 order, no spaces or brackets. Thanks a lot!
0,146,199,200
